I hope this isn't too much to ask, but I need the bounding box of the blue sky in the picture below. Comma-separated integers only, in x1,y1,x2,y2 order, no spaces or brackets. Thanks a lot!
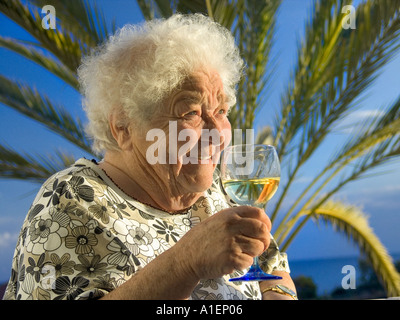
0,0,399,285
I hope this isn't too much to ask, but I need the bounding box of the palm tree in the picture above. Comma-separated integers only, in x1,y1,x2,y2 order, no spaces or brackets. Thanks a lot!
1,0,400,296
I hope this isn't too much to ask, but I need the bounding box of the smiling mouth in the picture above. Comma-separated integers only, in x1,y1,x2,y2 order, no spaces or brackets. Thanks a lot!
184,152,213,160
183,149,215,163
198,155,212,160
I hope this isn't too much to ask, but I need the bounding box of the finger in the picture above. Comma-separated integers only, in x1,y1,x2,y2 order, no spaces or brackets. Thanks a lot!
228,253,254,272
233,206,272,232
236,218,269,240
228,218,270,252
235,234,266,257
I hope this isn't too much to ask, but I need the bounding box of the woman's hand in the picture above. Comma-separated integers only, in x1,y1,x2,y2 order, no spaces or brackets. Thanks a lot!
173,206,271,280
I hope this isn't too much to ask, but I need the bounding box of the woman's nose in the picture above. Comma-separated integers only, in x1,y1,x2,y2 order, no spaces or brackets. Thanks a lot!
201,117,226,147
203,113,222,131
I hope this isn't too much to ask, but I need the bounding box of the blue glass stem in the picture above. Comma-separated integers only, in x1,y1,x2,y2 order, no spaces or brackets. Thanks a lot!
250,256,262,272
229,257,282,282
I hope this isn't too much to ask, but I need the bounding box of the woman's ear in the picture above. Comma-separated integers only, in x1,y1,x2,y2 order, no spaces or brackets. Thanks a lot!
109,111,133,151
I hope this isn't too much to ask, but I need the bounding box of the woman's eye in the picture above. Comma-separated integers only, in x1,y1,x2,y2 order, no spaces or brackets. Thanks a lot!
185,111,199,116
218,109,227,115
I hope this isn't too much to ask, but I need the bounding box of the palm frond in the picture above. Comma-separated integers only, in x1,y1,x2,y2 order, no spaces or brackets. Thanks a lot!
136,0,156,20
0,75,93,155
314,96,400,201
27,0,114,48
275,99,400,245
270,0,400,221
274,0,342,155
318,135,400,212
176,0,208,16
274,97,400,229
230,0,281,132
286,201,400,297
338,96,400,162
153,0,174,17
138,0,237,33
0,36,79,90
275,0,400,160
206,0,237,29
0,144,76,183
0,0,83,72
255,125,274,145
136,0,178,20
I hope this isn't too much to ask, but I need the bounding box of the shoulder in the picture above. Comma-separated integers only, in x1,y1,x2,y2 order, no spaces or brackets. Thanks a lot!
46,158,102,186
24,158,108,225
36,158,105,204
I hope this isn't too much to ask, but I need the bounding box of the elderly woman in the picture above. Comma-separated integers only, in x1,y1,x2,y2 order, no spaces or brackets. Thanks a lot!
3,14,296,300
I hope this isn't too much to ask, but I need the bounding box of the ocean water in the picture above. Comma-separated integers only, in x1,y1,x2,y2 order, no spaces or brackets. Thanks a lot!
289,253,400,296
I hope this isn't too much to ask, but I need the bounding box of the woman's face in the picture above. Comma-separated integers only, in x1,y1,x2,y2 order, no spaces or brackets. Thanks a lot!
134,69,232,194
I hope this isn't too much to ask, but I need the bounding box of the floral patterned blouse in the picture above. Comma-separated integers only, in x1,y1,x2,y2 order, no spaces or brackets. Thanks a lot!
3,158,290,300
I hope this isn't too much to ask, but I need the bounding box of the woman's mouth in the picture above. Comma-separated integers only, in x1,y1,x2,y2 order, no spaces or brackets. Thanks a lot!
198,155,212,160
182,148,216,164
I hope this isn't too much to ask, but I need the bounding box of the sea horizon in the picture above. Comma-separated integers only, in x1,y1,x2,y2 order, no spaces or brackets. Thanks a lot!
289,252,400,296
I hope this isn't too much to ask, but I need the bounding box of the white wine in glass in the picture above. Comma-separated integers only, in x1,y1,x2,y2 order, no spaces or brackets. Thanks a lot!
222,177,280,208
220,144,282,281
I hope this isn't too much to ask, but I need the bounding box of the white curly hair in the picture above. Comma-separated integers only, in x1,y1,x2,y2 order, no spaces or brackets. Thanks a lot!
78,13,244,154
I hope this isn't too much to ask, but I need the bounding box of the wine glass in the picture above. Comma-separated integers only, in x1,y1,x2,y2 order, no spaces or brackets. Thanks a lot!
220,144,282,281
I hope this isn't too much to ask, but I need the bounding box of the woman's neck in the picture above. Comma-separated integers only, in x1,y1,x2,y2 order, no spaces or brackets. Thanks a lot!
98,153,201,214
